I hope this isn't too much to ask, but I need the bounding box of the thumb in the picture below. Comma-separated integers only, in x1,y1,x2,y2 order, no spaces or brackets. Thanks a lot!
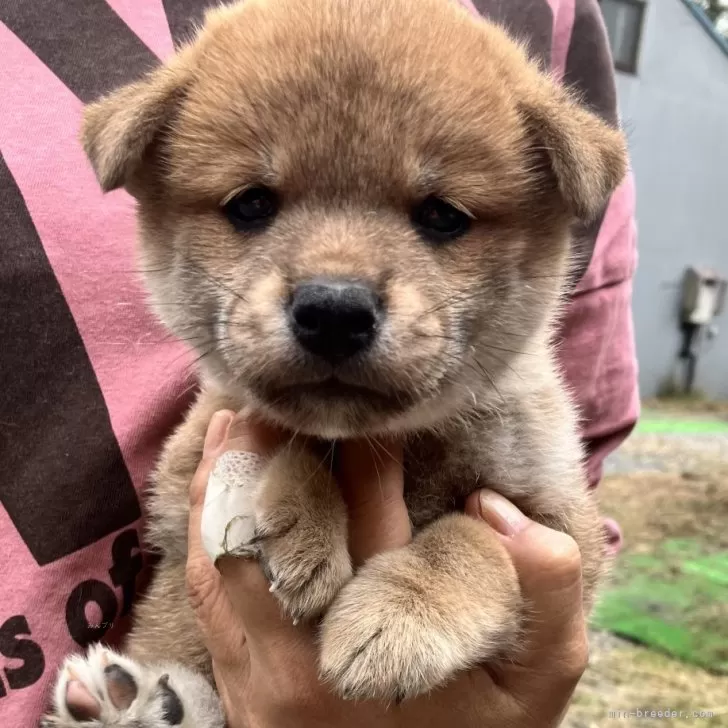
465,490,588,684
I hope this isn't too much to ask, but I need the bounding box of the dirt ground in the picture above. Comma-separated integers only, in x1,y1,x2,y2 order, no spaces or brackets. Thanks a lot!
565,405,728,727
642,397,728,419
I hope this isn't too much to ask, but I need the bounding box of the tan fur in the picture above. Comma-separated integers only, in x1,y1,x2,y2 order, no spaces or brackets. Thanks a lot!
52,0,627,718
319,514,520,700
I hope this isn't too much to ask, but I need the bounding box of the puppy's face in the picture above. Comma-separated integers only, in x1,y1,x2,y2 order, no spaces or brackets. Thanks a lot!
83,0,626,437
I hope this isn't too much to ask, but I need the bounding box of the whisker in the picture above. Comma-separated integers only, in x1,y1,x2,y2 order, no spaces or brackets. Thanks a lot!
363,435,384,501
409,331,535,357
467,359,505,405
175,379,201,404
299,441,336,490
475,350,523,382
421,287,488,317
480,343,535,357
370,436,407,477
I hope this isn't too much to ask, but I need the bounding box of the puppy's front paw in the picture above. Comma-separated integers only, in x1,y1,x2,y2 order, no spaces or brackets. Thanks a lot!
319,514,522,702
255,445,352,622
41,645,223,728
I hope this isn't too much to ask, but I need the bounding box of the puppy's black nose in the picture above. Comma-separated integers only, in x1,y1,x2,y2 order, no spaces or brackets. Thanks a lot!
289,279,380,362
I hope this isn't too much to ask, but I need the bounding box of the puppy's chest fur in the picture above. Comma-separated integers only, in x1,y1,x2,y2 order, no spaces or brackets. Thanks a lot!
149,379,581,567
403,406,581,529
404,433,498,528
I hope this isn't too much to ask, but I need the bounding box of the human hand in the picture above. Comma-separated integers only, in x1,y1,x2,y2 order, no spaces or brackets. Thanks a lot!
186,410,588,728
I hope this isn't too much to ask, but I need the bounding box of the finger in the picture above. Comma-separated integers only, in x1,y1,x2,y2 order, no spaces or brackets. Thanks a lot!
205,421,315,654
187,411,285,665
465,490,588,689
337,438,411,565
187,410,283,513
186,410,244,666
216,553,318,658
224,409,285,458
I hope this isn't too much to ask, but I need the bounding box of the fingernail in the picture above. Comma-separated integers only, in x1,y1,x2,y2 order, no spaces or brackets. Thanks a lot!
225,411,283,456
478,490,529,536
203,411,233,457
226,416,252,442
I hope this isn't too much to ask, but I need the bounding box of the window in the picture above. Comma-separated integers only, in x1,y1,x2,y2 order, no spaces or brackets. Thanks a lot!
600,0,647,74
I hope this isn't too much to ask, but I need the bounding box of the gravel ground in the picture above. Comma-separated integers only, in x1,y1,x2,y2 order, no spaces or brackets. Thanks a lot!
605,432,728,476
565,406,728,727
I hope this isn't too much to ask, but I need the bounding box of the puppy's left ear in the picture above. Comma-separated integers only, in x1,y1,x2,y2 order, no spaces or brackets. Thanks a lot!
522,86,628,222
81,58,191,192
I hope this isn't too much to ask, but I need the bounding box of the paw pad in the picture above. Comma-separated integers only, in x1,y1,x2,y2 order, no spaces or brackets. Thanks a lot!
43,645,197,727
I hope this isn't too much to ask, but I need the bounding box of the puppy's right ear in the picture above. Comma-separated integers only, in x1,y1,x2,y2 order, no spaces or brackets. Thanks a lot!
81,64,189,192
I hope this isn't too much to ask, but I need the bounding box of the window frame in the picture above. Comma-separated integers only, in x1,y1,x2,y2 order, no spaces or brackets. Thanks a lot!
600,0,647,75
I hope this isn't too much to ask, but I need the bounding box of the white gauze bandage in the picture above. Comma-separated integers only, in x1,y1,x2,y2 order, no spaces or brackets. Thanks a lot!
201,450,266,564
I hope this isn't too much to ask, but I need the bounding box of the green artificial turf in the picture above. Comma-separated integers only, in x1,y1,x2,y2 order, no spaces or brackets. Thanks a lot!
592,538,728,674
636,416,728,436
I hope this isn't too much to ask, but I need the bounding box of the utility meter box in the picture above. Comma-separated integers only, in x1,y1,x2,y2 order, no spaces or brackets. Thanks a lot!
681,267,727,326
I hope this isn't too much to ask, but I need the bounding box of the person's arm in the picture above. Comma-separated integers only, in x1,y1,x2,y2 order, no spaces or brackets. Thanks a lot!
555,0,640,490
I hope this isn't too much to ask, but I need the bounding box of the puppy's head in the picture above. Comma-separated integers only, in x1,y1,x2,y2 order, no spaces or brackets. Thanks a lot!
82,0,626,437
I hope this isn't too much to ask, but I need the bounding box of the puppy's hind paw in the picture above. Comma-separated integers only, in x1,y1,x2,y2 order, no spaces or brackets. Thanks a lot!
41,645,224,728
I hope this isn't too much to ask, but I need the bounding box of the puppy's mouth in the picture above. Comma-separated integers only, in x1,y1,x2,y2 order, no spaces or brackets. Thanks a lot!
259,377,409,413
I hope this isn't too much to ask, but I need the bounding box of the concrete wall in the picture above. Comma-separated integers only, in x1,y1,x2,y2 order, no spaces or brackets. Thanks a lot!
615,0,728,398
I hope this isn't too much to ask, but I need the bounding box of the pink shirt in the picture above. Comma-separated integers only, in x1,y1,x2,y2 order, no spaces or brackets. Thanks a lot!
0,0,638,723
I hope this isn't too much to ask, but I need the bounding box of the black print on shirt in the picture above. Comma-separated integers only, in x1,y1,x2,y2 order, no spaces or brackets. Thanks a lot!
0,157,142,568
0,528,144,698
0,616,45,697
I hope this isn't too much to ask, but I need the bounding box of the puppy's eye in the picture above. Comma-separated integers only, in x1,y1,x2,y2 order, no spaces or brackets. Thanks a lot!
411,196,471,243
223,186,279,231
